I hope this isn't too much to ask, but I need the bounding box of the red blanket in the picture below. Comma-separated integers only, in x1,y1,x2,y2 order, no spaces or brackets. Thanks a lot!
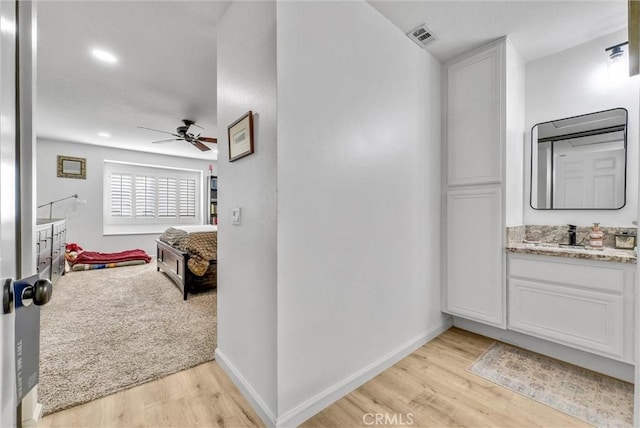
72,249,151,265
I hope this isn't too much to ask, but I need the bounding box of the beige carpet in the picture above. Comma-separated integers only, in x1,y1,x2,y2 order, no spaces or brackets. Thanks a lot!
39,260,216,415
467,342,633,427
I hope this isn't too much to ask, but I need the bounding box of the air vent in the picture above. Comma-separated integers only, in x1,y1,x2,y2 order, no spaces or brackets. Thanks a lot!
407,24,437,49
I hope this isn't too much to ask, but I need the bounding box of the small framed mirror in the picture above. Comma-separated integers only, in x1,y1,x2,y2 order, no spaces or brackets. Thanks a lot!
57,155,87,179
530,108,627,210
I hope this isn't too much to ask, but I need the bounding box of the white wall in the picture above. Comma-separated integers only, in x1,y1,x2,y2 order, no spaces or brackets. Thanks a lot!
524,29,640,226
276,1,447,422
36,138,213,255
215,0,278,422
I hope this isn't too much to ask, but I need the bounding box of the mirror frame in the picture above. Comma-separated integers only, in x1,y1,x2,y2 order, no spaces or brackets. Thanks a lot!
529,107,628,210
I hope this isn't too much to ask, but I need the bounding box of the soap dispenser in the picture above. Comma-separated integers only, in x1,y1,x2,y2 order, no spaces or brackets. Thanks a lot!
589,223,604,248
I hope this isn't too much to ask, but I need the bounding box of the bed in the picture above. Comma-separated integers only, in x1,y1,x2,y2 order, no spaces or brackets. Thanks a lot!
157,225,217,300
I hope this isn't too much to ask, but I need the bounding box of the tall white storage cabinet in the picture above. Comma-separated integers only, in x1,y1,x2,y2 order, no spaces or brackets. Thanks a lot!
443,37,525,328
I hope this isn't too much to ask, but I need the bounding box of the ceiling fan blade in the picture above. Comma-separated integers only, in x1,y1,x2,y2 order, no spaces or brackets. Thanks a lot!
137,126,181,138
191,140,211,151
152,138,183,144
198,137,217,143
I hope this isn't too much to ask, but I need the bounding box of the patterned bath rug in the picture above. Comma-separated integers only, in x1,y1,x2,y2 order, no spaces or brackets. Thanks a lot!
467,342,633,428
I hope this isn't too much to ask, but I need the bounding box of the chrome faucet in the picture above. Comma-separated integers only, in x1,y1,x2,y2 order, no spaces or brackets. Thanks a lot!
567,224,577,246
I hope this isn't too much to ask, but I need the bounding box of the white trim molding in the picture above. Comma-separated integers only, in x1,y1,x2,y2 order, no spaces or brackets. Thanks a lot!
215,348,277,428
217,320,454,428
276,319,453,427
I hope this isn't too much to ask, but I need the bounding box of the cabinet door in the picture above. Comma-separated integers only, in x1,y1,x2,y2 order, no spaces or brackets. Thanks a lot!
509,278,624,360
508,255,631,362
445,187,504,327
447,43,504,186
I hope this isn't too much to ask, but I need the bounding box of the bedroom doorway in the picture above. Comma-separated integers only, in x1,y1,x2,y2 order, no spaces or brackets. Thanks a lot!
33,0,222,418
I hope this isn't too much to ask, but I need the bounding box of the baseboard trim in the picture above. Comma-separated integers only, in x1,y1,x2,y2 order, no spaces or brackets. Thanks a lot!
454,317,635,383
34,403,42,422
20,402,42,428
276,318,454,427
215,348,277,428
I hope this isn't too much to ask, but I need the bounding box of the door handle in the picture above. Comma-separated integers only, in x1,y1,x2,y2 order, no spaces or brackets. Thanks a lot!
21,279,52,307
2,278,12,314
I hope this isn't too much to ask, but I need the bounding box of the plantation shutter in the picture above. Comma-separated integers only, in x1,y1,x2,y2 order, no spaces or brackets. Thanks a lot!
158,177,177,218
104,161,201,232
135,176,156,218
179,178,196,218
109,173,132,217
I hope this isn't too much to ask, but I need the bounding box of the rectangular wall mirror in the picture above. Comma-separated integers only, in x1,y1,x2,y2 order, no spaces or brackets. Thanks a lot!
530,108,628,210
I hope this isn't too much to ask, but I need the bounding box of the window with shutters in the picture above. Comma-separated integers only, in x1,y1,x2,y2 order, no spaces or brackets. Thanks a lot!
158,177,177,218
103,161,202,234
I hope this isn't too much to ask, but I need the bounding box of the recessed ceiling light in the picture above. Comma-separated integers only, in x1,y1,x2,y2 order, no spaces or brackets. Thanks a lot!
91,48,118,64
98,132,111,138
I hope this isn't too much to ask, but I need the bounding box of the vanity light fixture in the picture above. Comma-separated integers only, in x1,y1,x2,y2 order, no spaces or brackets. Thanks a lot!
0,16,16,35
91,48,118,64
98,132,111,138
605,41,629,80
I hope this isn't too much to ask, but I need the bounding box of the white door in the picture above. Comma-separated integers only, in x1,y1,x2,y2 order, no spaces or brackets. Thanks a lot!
0,1,19,426
554,146,625,208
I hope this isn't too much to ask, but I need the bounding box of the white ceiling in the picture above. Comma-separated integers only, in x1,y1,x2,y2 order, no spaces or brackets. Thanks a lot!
37,1,229,160
368,0,628,63
37,1,628,160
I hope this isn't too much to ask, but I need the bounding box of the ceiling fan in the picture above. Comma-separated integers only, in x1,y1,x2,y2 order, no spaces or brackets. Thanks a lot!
138,119,217,152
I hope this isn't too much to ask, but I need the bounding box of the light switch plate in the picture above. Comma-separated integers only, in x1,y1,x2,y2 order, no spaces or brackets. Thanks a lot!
232,206,241,225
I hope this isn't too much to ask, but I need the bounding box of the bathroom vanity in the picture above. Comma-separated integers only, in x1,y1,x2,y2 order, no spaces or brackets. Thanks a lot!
448,240,637,381
506,249,635,364
442,35,637,382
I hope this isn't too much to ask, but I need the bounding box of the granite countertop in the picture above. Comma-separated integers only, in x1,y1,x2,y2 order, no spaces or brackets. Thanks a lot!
506,242,637,264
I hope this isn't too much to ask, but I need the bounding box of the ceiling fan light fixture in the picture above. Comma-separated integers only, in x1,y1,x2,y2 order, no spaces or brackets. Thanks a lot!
139,120,215,152
186,123,202,138
91,48,118,64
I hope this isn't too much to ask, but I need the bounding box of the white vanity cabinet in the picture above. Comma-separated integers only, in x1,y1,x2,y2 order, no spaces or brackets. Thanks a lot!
508,253,635,363
443,37,525,328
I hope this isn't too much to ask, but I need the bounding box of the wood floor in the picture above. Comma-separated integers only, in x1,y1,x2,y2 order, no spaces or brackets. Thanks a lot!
41,328,589,427
39,362,262,428
302,328,587,427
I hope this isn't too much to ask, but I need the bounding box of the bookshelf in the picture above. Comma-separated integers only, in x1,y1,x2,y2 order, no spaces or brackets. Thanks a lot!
209,176,218,225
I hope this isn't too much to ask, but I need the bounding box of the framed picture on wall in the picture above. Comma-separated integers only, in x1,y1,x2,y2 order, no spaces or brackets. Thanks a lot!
228,111,254,162
57,155,87,179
